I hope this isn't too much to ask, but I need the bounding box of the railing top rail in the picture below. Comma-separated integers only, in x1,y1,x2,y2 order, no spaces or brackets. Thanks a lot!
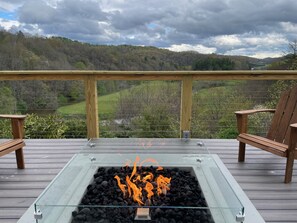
0,70,297,80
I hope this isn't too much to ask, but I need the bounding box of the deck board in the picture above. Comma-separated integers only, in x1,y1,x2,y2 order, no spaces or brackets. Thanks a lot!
0,138,296,222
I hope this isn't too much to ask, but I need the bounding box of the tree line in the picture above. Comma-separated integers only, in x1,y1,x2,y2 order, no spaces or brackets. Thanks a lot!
0,30,257,71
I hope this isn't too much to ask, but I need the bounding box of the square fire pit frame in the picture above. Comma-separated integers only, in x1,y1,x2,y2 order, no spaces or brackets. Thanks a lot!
18,138,265,223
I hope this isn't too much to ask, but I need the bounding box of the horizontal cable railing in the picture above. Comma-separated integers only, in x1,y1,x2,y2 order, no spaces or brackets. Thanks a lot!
0,71,297,139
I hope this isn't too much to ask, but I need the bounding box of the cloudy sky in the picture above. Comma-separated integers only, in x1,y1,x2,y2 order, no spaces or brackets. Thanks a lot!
0,0,297,58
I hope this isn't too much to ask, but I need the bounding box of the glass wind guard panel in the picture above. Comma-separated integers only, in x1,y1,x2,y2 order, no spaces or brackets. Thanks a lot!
34,139,243,223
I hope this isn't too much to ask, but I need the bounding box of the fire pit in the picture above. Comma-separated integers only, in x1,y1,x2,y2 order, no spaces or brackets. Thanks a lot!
30,139,261,223
72,159,214,223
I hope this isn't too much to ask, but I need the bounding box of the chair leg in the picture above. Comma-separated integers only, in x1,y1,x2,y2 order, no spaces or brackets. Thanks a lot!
15,148,25,169
284,152,295,183
238,142,246,162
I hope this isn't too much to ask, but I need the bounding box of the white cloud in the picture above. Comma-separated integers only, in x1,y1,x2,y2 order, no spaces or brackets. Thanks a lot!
250,51,283,59
212,35,242,46
166,44,217,54
244,33,287,46
0,18,20,30
208,32,288,58
224,47,283,59
280,22,297,33
211,33,287,48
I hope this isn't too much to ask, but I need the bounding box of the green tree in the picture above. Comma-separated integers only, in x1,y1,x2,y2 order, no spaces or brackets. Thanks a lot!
74,61,87,69
115,81,180,137
10,81,58,112
267,80,297,107
191,86,253,138
268,40,297,70
192,57,235,70
0,86,16,113
132,104,179,138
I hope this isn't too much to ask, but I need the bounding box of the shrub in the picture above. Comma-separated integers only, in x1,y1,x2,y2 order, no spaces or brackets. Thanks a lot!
0,119,11,138
25,114,67,139
132,105,179,138
64,117,87,138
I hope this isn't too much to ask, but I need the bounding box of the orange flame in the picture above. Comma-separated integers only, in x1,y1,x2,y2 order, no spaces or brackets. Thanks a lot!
126,176,132,197
114,175,126,195
130,156,140,180
115,156,171,206
156,175,171,195
142,172,154,182
144,182,154,200
157,166,163,171
126,175,144,205
133,175,141,183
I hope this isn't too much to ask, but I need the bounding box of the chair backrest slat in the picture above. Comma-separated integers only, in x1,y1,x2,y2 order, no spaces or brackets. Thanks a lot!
284,100,297,144
267,90,290,141
279,86,297,143
267,85,297,144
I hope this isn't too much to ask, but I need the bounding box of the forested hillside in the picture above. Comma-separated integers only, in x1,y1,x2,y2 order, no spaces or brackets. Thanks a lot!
0,30,259,71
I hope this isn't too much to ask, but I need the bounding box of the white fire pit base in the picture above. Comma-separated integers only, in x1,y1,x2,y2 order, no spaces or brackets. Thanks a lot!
18,138,265,223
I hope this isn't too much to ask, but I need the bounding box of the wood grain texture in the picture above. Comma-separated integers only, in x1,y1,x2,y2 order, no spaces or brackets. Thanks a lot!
84,76,99,138
180,76,193,136
1,70,297,81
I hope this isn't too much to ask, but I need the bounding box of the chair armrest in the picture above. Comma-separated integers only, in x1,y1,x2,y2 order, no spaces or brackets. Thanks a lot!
0,114,26,139
235,109,275,115
288,123,297,153
0,114,26,119
235,109,275,134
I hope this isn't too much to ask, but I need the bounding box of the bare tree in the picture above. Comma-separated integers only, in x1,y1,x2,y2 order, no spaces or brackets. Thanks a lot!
288,39,297,57
284,40,297,70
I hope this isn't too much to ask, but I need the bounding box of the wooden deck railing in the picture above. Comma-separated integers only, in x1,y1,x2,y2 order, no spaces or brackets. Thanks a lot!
1,70,297,138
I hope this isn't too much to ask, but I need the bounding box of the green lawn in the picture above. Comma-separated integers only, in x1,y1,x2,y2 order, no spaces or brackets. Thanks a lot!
57,82,167,116
57,80,241,116
57,91,121,116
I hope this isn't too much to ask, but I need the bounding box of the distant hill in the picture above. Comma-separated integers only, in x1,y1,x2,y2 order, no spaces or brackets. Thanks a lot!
0,30,272,71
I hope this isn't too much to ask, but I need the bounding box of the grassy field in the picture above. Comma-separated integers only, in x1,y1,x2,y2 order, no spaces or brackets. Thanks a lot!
57,81,176,116
57,80,242,117
57,91,121,116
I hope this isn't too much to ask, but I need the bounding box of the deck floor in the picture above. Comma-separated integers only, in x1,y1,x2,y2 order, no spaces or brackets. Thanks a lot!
0,139,297,223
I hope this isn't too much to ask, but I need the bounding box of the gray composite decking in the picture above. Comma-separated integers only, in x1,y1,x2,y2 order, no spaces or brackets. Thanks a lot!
0,138,296,223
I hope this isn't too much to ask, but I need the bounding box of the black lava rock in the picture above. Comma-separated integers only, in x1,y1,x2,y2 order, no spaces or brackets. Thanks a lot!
71,167,214,223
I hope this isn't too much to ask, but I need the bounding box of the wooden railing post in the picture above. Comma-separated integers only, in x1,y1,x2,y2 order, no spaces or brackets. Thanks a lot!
180,75,193,138
85,75,99,138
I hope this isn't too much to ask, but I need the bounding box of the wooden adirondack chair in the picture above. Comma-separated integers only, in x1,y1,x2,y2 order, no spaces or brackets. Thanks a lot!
235,85,297,183
0,115,26,169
